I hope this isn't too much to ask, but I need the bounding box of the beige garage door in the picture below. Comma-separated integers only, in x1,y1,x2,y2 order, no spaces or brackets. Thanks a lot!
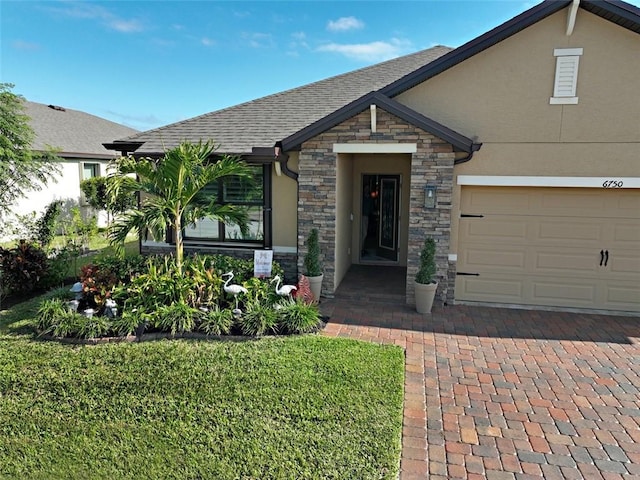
456,187,640,313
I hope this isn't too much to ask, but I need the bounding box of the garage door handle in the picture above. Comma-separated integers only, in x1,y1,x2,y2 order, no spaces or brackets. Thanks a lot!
600,250,604,266
604,250,609,267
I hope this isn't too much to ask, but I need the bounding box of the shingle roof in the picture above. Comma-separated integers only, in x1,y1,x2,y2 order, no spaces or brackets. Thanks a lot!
120,46,453,155
24,101,138,159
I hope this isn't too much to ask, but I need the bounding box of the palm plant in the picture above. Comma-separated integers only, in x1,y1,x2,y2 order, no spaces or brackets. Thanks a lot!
107,140,252,274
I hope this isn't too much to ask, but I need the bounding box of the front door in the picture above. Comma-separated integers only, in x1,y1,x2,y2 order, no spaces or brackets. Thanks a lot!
361,174,400,262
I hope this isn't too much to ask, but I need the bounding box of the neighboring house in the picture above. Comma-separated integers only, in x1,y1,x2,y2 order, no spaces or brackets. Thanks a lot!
107,0,640,314
6,101,137,233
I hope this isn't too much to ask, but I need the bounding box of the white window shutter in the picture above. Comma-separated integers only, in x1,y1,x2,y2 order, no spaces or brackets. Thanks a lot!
553,55,579,97
550,48,583,105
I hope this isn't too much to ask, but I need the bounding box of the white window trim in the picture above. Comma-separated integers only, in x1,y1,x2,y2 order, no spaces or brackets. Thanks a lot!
550,48,583,105
457,175,640,189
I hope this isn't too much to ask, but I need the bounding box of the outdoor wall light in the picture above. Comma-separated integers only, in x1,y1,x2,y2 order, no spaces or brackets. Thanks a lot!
424,185,437,208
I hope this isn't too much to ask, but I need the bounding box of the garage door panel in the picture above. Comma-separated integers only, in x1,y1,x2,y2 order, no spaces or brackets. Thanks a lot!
461,190,531,214
461,247,526,271
456,276,523,302
603,282,640,310
532,280,597,305
536,220,604,243
608,254,640,277
457,186,640,313
534,251,599,273
539,191,607,214
460,218,527,243
614,191,640,213
611,222,640,244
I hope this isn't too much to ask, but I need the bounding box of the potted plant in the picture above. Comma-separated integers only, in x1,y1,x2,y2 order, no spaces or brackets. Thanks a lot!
414,237,438,314
303,228,323,302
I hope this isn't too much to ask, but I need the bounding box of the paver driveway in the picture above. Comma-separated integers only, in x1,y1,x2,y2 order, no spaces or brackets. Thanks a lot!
320,269,640,480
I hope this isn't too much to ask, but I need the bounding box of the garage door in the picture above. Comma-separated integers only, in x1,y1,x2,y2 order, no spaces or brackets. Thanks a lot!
456,187,640,313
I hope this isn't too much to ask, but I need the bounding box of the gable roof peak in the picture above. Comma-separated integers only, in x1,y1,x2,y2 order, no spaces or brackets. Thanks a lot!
382,0,640,98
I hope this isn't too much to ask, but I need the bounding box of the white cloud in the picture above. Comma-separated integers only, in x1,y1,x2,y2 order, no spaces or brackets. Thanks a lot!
242,32,275,48
317,38,411,62
201,37,215,47
327,16,364,32
47,2,145,33
291,31,306,41
109,19,144,33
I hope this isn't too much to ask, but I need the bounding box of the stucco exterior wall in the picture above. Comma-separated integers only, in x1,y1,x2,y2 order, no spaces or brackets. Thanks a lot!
335,153,354,287
397,9,640,146
2,159,108,240
396,7,639,257
271,153,298,249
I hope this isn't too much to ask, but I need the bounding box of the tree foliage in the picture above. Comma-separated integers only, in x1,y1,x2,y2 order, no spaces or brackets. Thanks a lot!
80,176,135,214
107,140,253,273
0,83,60,220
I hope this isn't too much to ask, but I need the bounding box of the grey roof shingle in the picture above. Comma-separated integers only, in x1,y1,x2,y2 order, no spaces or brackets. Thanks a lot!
121,45,452,154
24,101,138,159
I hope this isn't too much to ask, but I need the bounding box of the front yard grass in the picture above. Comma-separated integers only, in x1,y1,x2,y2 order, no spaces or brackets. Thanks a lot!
0,294,405,480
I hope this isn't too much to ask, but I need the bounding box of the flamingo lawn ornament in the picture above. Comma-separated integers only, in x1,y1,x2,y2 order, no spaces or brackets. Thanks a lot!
222,271,248,313
271,275,297,297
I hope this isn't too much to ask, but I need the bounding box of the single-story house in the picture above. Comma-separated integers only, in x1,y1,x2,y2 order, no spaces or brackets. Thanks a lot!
107,0,639,315
4,101,137,235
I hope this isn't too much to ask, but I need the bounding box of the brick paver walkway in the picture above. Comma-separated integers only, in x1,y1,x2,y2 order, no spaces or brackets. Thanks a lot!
320,272,640,480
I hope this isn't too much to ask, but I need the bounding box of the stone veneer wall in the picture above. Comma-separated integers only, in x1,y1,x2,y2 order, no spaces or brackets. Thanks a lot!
297,108,456,305
141,244,298,283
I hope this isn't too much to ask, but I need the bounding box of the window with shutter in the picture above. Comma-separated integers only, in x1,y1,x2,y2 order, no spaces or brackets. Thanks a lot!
550,48,583,105
184,164,269,245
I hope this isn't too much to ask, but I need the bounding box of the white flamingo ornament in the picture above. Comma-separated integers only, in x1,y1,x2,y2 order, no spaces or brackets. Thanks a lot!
271,275,297,297
222,272,248,312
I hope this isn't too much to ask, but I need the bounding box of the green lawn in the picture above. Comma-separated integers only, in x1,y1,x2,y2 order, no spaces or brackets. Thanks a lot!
0,294,405,480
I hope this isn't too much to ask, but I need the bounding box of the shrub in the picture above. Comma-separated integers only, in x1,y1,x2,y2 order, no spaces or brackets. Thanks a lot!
48,311,86,338
0,240,49,295
80,263,119,309
184,256,224,307
303,228,322,276
36,298,69,332
91,254,148,284
110,310,143,337
415,237,437,284
78,314,112,339
239,300,279,336
40,243,81,289
198,307,234,336
34,200,62,250
277,299,321,334
152,302,198,335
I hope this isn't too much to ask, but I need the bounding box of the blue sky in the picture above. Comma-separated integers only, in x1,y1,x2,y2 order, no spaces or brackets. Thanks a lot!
2,1,637,132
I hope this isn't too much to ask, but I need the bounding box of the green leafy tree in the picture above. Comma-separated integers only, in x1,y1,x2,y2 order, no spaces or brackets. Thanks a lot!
0,83,59,222
107,140,252,273
80,176,135,224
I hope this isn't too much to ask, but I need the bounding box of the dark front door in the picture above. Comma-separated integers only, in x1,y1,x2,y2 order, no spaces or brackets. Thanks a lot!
377,176,400,261
361,174,400,262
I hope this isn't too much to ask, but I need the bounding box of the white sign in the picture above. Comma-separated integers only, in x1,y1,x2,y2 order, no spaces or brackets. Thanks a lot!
254,250,273,278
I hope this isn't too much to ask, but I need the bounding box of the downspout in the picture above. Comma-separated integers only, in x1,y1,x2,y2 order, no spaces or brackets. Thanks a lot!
453,142,482,165
274,146,298,180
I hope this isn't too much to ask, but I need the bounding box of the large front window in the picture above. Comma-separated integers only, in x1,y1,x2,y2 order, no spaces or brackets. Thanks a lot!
184,164,269,245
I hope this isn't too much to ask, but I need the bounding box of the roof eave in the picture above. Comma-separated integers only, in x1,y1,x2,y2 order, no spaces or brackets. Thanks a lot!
103,141,146,154
381,1,571,98
382,0,640,98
